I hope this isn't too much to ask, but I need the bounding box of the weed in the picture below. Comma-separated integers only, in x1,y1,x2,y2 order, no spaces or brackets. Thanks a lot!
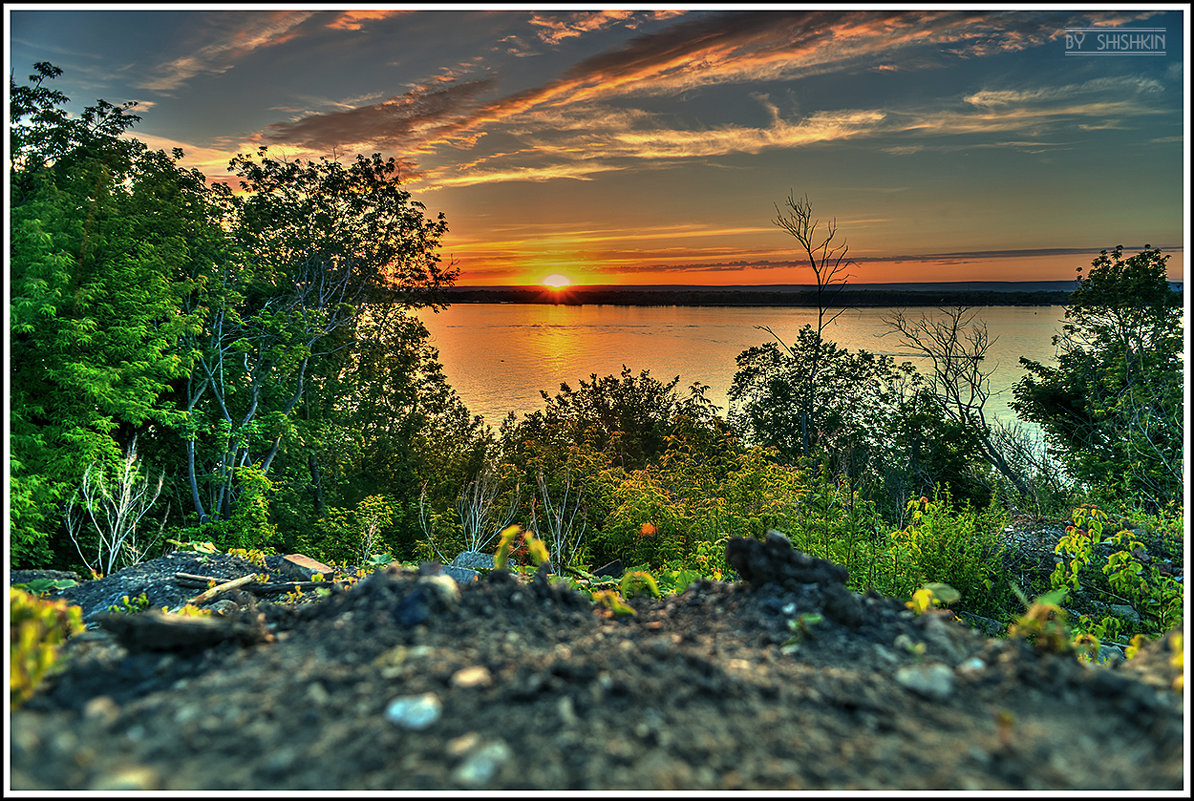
591,589,636,617
780,612,823,654
620,570,661,600
107,592,150,615
10,588,84,709
906,582,960,616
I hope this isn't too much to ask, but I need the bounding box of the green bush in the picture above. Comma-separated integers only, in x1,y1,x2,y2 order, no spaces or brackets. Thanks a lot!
887,489,1013,617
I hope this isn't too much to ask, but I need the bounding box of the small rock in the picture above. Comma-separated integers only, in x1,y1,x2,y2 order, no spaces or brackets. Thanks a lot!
446,732,482,757
956,657,986,676
306,681,331,706
451,739,512,787
440,564,480,585
393,588,431,626
418,573,462,604
280,554,335,581
1108,604,1142,626
83,695,119,724
89,765,159,790
451,666,493,688
386,693,442,730
895,663,955,701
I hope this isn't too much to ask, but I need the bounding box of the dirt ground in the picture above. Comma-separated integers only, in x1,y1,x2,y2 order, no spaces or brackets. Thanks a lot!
8,534,1187,791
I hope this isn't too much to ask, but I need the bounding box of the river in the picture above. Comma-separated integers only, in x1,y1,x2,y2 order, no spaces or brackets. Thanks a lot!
415,303,1069,434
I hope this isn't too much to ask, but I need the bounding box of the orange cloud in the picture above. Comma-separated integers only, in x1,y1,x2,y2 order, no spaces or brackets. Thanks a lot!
326,10,405,31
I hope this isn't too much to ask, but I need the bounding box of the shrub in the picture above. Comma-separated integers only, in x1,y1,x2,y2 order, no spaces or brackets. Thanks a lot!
10,588,84,709
887,489,1013,618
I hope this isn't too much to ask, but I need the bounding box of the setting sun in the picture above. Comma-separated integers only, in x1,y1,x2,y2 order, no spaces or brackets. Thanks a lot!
543,274,572,288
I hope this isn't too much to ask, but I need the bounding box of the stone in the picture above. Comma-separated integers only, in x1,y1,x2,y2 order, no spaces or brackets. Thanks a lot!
440,564,480,585
895,663,955,701
386,693,442,730
1108,604,1142,626
88,765,160,791
451,666,493,688
451,739,512,787
280,554,335,581
592,559,624,579
451,551,496,570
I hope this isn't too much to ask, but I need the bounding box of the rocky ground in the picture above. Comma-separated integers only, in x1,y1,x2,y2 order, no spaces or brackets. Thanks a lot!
8,533,1187,791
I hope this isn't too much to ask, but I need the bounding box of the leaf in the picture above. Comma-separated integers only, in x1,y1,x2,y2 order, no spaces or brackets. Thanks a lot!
923,582,960,605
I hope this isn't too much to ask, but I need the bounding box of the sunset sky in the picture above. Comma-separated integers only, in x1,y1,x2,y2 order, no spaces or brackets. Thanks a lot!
7,6,1188,286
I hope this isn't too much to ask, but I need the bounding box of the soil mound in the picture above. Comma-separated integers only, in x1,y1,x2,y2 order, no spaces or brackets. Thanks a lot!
9,536,1186,791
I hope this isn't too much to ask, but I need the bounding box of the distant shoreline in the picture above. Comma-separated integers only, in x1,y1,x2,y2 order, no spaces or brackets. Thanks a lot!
441,283,1078,307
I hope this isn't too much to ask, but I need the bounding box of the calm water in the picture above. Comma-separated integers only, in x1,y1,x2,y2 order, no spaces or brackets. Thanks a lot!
415,304,1069,433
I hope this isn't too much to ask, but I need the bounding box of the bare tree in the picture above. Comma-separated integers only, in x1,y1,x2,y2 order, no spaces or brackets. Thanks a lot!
455,467,520,554
418,467,520,563
531,468,587,570
66,437,165,576
881,306,1029,496
761,192,858,457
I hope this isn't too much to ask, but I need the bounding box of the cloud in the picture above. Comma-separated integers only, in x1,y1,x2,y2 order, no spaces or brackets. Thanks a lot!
529,11,637,45
264,78,497,152
325,10,405,31
251,9,1179,188
140,12,316,92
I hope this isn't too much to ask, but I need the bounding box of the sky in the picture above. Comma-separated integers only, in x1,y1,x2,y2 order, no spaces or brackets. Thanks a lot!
6,5,1188,286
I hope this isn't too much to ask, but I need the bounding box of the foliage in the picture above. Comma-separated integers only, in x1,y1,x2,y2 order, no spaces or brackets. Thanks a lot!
300,494,401,566
10,63,213,566
1050,503,1183,639
887,491,1012,618
10,588,84,709
1012,246,1182,510
729,328,907,468
107,592,150,615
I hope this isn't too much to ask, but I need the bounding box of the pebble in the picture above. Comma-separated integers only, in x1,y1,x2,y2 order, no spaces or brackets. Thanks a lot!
452,739,512,787
451,666,493,688
386,693,442,730
956,657,986,676
88,765,160,790
894,663,955,701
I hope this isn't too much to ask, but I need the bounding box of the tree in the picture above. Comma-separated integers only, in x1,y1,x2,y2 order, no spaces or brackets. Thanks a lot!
505,366,696,472
881,306,1029,497
176,148,456,526
729,328,907,471
765,192,857,457
10,63,215,566
1012,246,1182,508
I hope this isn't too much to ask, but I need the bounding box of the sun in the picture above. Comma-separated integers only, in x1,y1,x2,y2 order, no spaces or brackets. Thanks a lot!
542,274,572,288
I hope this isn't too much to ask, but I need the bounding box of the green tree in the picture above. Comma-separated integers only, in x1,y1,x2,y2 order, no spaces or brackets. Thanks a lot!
10,63,214,566
1011,246,1183,509
728,329,907,471
176,148,455,527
